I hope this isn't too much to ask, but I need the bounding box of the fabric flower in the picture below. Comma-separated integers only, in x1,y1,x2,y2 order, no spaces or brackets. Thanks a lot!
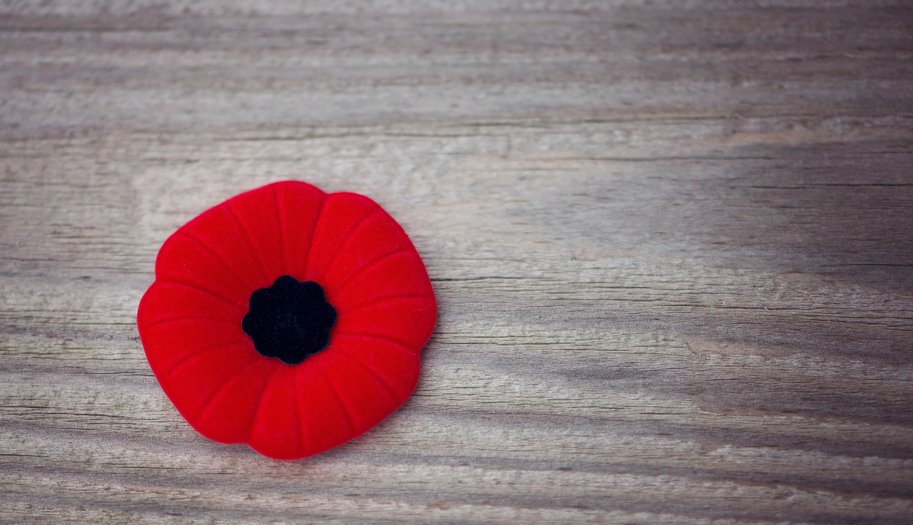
137,181,436,459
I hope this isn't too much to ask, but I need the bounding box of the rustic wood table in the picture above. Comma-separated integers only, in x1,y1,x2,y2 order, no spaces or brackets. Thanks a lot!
2,1,913,524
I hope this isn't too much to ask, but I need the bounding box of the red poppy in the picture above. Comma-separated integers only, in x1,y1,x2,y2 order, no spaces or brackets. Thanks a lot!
137,181,436,460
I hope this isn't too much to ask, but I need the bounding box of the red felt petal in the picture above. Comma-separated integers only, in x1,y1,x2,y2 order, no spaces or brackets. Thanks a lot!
224,182,319,282
273,181,327,280
305,192,380,282
155,232,257,306
158,339,260,422
138,306,249,374
315,352,398,433
335,294,436,351
155,201,272,294
192,357,277,444
319,211,415,297
327,335,420,410
248,366,303,459
330,251,433,310
291,354,360,456
139,281,244,328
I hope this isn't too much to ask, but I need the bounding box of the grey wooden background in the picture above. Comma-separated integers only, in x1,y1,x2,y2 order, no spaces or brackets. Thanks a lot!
2,1,913,523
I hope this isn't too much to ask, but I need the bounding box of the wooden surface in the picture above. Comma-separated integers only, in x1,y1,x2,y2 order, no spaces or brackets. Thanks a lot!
2,1,913,523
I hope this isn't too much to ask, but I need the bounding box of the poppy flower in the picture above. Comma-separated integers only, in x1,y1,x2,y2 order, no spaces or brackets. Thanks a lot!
137,181,436,460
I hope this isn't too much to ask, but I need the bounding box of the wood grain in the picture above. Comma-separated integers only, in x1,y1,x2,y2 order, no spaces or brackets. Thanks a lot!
2,1,913,523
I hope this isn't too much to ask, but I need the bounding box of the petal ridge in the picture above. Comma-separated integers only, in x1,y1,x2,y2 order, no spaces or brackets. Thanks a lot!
223,203,271,284
332,332,417,355
289,366,307,454
144,315,237,330
161,339,249,377
313,359,357,436
247,365,282,442
330,247,415,298
342,293,433,315
194,353,260,421
154,279,246,312
273,184,288,275
178,229,260,292
302,193,329,276
331,349,398,403
317,207,383,279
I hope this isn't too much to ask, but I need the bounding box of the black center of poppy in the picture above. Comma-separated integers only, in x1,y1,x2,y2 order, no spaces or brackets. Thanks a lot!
242,275,337,365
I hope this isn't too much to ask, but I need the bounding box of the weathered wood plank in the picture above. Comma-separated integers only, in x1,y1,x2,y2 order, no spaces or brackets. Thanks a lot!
2,1,913,523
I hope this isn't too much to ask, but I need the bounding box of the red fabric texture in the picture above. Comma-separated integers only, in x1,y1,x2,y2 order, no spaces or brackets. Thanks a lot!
137,181,436,459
